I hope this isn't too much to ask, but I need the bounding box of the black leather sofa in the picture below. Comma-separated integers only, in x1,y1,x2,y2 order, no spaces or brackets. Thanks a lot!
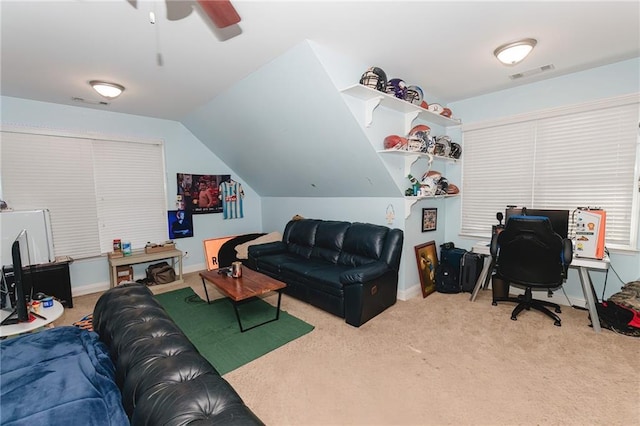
248,219,403,327
92,283,264,425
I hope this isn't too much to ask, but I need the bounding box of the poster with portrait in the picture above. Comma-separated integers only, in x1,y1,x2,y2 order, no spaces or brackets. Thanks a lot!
167,210,193,239
177,173,229,214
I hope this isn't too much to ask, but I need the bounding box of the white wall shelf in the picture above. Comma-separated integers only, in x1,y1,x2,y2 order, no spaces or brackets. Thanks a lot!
404,194,458,218
341,84,462,129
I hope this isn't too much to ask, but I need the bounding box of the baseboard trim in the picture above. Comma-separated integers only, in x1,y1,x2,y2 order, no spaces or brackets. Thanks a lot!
399,282,589,309
71,262,206,297
398,283,422,301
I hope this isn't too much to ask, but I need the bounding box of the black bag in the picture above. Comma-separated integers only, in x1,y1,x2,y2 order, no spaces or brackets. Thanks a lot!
436,244,467,293
146,261,176,285
460,252,484,293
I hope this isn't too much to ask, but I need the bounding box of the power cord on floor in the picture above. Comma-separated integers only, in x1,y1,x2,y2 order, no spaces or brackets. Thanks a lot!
566,247,630,310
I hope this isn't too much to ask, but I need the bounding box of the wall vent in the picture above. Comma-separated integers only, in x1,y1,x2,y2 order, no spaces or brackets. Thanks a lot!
509,64,555,80
72,97,109,106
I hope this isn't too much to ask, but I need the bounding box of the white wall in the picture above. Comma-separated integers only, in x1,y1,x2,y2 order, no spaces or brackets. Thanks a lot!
446,58,640,301
1,96,262,295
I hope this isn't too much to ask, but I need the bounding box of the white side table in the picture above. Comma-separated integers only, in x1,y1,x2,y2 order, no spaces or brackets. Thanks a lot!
0,300,64,338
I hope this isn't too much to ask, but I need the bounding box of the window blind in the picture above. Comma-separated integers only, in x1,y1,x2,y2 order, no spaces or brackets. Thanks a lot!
461,94,640,250
1,130,168,259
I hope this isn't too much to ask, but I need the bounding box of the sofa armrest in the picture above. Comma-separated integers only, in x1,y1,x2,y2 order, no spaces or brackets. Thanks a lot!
340,262,389,284
248,241,287,258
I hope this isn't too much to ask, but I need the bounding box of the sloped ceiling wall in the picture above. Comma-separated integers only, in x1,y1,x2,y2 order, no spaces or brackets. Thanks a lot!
181,41,398,198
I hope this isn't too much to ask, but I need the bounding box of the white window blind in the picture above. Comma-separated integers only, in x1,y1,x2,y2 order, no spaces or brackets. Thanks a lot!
1,130,168,259
461,94,640,249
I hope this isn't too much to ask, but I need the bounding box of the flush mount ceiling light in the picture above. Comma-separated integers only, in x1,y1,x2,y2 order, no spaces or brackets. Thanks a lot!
494,38,537,65
90,80,125,99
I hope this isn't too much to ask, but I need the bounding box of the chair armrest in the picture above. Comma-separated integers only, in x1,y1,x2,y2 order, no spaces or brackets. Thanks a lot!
248,241,287,258
490,233,499,259
340,262,389,284
562,238,573,276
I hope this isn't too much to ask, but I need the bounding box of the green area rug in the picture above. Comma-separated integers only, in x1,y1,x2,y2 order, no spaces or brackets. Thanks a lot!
155,287,314,375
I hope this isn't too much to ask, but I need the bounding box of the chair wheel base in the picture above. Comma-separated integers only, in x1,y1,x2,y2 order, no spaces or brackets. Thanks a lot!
510,315,517,321
554,320,561,326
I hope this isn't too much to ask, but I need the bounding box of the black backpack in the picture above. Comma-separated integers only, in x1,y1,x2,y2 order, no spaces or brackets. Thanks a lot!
436,262,460,293
436,243,466,293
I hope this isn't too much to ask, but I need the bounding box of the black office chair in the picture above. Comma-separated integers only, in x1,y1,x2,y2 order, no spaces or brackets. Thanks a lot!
490,215,573,326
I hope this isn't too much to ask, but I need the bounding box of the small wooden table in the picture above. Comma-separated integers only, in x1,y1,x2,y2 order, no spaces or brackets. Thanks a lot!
108,248,184,288
200,268,286,332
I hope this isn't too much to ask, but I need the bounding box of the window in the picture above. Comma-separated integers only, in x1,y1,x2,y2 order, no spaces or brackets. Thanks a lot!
1,129,168,259
461,94,639,250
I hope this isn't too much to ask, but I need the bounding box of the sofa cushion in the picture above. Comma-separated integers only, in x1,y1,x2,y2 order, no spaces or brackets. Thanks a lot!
310,221,350,263
254,252,303,275
234,232,282,260
338,223,389,267
285,220,320,259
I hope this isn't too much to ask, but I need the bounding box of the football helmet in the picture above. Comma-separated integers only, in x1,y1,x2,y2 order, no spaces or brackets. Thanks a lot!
446,183,460,195
408,124,431,137
405,85,424,105
434,135,452,157
359,67,388,92
449,142,462,159
386,78,407,99
408,126,434,154
421,170,449,196
441,107,453,118
384,135,408,150
407,136,427,152
428,103,443,114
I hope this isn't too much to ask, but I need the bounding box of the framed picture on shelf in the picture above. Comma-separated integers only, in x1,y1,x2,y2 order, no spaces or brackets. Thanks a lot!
415,241,438,298
422,208,437,232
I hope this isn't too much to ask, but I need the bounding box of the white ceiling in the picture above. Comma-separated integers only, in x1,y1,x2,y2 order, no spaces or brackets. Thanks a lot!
2,1,639,121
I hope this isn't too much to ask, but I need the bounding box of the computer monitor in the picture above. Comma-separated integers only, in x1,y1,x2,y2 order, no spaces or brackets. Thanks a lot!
1,229,33,325
505,207,570,239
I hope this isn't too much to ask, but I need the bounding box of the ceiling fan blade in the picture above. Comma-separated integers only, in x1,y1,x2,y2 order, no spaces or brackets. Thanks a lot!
196,0,241,28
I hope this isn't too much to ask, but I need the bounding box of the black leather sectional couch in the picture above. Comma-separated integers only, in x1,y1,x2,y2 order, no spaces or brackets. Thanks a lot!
93,283,263,425
248,219,404,327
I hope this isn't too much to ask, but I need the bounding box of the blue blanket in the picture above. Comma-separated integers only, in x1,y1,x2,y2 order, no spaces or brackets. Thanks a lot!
0,326,128,426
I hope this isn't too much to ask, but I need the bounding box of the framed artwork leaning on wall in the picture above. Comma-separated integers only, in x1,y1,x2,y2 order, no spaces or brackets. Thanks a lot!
415,241,438,298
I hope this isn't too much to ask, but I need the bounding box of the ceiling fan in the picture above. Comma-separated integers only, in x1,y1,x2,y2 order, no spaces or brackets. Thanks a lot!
196,0,241,28
128,0,241,28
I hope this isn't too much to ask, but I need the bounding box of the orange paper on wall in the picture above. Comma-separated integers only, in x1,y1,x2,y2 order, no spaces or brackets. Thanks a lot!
574,209,606,259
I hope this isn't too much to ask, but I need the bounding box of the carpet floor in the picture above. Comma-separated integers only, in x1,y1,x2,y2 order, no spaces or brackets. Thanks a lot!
60,273,640,425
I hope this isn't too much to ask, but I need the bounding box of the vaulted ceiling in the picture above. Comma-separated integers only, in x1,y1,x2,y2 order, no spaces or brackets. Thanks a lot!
2,1,639,198
2,1,638,120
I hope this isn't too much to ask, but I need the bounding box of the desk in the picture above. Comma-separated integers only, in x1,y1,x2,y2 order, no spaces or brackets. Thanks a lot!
108,249,183,288
470,242,609,333
0,300,64,338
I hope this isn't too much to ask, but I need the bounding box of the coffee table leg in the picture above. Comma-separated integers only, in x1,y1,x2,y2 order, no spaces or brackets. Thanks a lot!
233,290,283,333
201,277,211,304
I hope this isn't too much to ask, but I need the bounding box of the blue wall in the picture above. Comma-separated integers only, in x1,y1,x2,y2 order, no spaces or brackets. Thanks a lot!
0,97,262,294
2,52,638,303
447,57,640,301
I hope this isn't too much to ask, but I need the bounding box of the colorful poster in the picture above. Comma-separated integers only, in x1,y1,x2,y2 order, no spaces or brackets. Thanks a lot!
177,173,229,214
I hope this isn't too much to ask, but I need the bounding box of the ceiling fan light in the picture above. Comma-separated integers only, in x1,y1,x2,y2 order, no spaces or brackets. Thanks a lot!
494,38,537,65
90,81,125,99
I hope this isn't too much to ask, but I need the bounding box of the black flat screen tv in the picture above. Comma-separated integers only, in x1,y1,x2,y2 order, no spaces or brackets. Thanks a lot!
0,230,32,325
505,207,570,239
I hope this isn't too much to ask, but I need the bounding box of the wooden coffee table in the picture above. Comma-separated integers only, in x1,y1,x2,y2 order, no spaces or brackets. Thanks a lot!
199,268,287,332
